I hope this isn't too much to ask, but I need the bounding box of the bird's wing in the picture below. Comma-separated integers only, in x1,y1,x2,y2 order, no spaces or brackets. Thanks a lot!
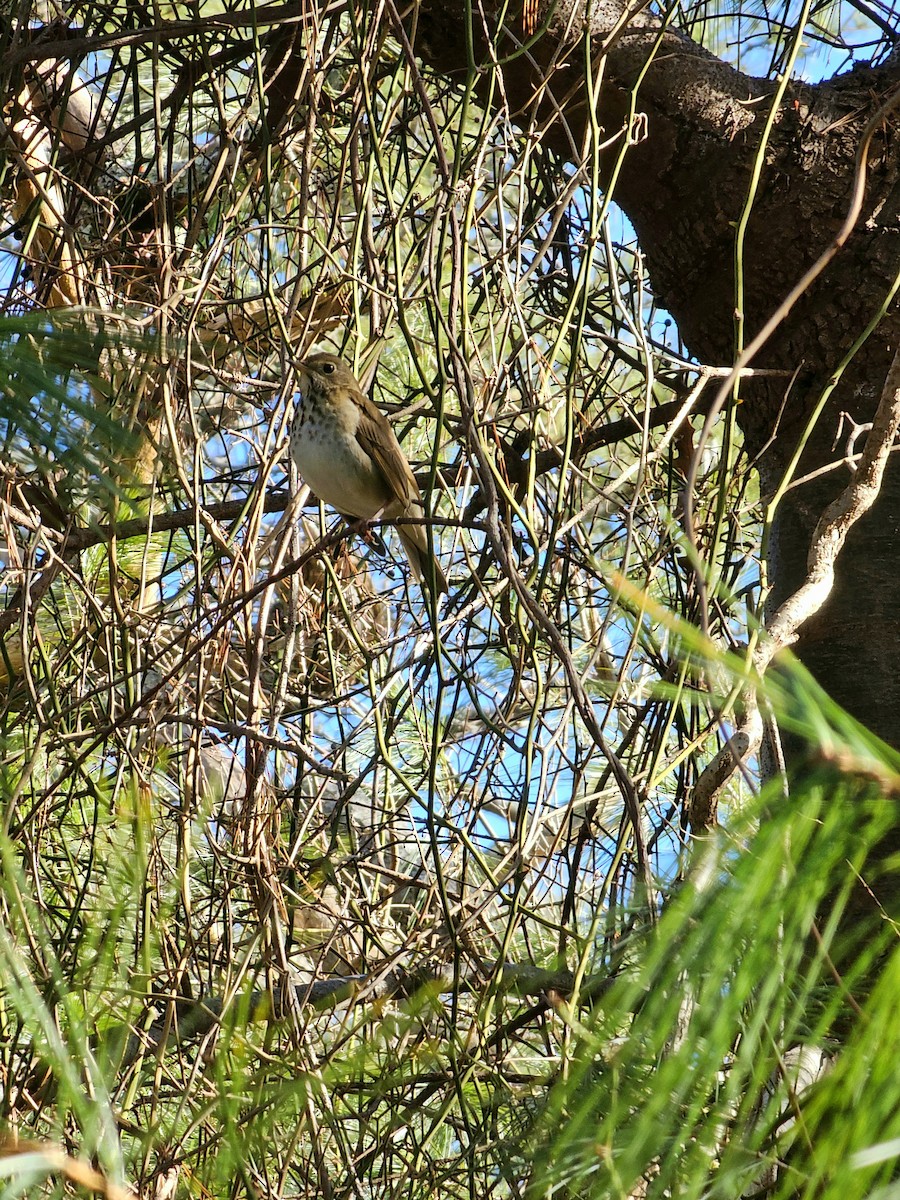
353,389,422,507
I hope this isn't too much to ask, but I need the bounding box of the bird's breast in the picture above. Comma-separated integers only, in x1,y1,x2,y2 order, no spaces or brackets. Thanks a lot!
291,394,392,520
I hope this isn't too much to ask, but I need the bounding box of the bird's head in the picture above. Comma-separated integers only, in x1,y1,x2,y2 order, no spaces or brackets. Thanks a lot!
298,352,358,392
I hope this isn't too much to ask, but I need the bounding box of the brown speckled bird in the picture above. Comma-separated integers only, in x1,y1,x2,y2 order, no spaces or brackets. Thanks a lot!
290,353,447,594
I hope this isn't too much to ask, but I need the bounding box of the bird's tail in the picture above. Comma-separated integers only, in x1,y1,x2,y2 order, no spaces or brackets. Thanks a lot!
398,527,448,596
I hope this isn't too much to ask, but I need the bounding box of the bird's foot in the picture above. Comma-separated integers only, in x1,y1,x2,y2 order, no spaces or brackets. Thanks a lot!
341,515,388,558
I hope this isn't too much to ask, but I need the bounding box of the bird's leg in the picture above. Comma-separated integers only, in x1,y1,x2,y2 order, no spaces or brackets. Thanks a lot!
339,514,389,558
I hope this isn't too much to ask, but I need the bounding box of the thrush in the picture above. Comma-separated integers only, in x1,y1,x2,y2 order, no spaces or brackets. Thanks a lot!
290,353,448,594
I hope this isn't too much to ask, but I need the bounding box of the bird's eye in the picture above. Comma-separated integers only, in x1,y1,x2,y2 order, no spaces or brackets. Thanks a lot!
321,361,336,374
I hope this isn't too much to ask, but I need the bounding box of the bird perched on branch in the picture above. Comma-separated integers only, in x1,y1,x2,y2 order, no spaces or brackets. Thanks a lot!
290,353,447,595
